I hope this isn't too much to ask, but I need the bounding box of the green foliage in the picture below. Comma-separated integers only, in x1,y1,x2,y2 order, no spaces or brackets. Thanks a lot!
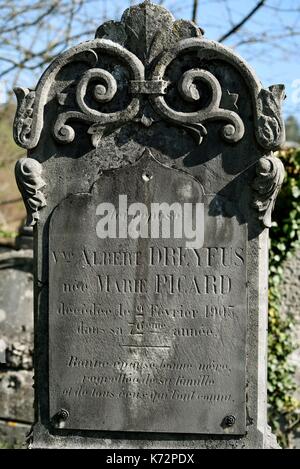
268,147,300,448
0,440,11,449
0,438,23,449
0,229,17,239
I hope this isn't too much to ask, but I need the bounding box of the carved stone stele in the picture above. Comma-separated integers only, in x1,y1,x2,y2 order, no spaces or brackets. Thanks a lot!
13,1,285,449
14,0,285,226
13,2,285,155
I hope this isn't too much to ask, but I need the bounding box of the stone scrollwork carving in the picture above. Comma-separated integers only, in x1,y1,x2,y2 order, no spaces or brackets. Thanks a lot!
52,41,145,145
13,49,98,149
13,2,285,151
256,85,286,150
150,37,285,150
151,67,245,144
252,154,285,228
13,88,36,149
15,158,46,226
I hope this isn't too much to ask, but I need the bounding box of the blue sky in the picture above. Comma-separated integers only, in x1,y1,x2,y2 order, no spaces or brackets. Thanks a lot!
109,0,300,120
150,0,300,120
2,0,300,120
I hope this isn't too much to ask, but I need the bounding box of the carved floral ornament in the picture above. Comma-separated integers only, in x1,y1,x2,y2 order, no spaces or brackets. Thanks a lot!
252,154,285,229
15,158,46,226
13,3,285,152
13,2,286,228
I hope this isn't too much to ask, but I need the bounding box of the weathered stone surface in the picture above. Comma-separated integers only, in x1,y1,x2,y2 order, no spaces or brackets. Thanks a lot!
0,370,34,422
13,1,286,449
0,249,33,369
279,248,300,449
280,249,300,320
280,250,300,399
49,152,247,435
0,248,34,443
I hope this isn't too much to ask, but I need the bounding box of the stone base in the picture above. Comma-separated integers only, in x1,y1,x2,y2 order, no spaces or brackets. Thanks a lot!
29,423,280,449
264,426,281,449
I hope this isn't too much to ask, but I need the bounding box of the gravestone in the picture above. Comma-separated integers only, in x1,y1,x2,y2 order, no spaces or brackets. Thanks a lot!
13,1,285,449
0,248,34,447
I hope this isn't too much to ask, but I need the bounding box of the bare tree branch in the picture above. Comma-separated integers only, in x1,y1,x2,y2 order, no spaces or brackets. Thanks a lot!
219,0,266,43
1,2,59,35
192,0,199,23
0,0,299,100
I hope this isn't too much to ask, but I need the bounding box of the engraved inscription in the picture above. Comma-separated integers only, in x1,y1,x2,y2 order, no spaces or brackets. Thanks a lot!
49,155,247,434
